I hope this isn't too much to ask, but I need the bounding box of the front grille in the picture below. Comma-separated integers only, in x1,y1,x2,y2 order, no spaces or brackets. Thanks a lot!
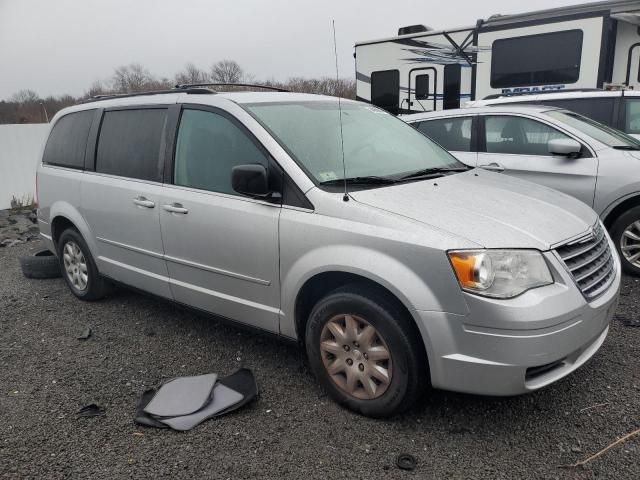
555,222,615,300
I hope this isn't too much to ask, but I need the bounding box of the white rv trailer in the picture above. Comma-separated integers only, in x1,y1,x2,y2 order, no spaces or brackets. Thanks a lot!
355,0,640,114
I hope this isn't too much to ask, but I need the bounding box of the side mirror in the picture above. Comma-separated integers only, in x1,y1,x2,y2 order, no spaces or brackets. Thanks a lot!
231,164,274,199
548,138,582,157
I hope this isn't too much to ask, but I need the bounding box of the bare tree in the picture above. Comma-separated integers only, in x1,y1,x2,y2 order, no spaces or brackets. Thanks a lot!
175,63,209,85
211,60,244,84
10,89,39,105
111,63,156,93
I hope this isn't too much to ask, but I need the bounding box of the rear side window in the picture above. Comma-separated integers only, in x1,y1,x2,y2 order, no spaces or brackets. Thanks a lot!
491,30,583,88
484,115,571,156
415,117,473,152
173,109,269,195
371,70,400,114
43,110,95,169
624,99,640,134
96,109,166,182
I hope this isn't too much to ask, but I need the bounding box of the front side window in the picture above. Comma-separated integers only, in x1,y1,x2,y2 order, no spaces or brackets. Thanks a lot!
173,109,268,195
538,98,615,127
244,101,462,185
43,110,95,169
96,109,166,182
491,30,583,88
545,110,640,148
484,115,571,156
416,117,473,152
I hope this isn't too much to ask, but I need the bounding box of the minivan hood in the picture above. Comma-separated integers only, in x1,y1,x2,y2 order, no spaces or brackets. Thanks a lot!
350,170,598,250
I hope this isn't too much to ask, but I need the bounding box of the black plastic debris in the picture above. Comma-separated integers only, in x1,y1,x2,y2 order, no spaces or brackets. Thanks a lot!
134,368,258,431
77,327,92,340
78,403,105,417
615,314,640,327
396,453,417,471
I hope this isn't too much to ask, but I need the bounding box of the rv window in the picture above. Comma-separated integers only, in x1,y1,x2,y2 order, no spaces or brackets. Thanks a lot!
43,110,95,169
371,70,400,114
443,64,462,110
491,30,583,88
416,117,473,152
415,75,430,100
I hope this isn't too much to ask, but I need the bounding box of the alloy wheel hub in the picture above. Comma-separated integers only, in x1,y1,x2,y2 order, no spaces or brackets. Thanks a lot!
62,241,88,291
620,221,640,267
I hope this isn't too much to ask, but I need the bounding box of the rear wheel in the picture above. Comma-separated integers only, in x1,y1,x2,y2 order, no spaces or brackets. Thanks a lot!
57,228,111,300
305,284,426,417
610,206,640,276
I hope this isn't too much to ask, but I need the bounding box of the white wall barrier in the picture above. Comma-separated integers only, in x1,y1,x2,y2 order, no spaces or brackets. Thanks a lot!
0,124,49,209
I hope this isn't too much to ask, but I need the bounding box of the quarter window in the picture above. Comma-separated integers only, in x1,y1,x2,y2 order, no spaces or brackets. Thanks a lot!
484,115,571,156
43,110,95,169
96,109,166,182
416,117,473,152
173,109,269,195
371,70,400,114
491,30,583,88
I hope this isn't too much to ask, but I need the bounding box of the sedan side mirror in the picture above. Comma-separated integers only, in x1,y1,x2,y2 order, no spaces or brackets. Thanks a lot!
548,138,582,158
232,164,279,200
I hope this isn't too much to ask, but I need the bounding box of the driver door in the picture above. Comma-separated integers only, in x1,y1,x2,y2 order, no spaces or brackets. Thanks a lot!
477,114,598,207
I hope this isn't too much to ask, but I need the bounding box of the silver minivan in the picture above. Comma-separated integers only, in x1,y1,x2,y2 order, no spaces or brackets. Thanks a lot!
37,89,620,417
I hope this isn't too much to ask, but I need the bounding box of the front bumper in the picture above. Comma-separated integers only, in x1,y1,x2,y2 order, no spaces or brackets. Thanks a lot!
415,249,621,396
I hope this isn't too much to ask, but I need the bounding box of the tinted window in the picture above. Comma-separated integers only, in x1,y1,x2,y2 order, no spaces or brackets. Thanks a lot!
371,70,400,114
491,30,583,88
624,99,640,134
539,98,614,126
416,117,473,152
484,115,570,155
174,109,268,195
96,109,166,181
443,64,462,110
415,74,430,100
43,110,95,168
546,110,640,147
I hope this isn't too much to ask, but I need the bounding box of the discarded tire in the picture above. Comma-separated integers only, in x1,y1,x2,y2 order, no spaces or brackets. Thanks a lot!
19,249,62,279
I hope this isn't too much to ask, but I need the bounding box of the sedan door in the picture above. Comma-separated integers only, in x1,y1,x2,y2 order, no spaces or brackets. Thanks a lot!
412,115,478,166
477,114,598,207
159,106,281,333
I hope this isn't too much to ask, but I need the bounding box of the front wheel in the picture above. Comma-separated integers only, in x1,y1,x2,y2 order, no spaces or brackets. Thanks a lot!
610,206,640,276
57,228,111,301
305,285,427,417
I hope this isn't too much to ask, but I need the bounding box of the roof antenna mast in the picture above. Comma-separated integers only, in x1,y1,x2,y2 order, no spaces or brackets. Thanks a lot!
332,20,349,202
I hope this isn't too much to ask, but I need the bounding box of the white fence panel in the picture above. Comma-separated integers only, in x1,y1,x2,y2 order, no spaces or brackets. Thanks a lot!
0,124,49,209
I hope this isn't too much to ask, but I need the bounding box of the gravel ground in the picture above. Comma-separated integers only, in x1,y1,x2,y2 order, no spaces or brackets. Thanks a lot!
1,240,639,479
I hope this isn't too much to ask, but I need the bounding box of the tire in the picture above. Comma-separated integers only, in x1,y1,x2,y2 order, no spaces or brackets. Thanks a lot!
305,284,427,418
57,228,111,301
19,250,62,279
610,206,640,276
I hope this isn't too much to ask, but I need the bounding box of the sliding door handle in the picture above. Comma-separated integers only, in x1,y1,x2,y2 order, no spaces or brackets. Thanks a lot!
133,196,155,208
163,203,189,214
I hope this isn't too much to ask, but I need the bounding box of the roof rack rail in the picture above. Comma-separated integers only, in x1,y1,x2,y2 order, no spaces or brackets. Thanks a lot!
174,82,289,92
80,87,213,104
482,88,603,100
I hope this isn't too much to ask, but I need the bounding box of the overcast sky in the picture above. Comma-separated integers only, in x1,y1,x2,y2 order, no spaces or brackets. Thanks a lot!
0,0,579,100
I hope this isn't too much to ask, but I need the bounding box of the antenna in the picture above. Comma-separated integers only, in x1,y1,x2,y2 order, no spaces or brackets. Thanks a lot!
332,20,349,202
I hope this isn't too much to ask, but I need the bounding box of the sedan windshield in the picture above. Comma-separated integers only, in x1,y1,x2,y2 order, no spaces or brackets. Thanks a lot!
545,110,640,149
244,101,464,186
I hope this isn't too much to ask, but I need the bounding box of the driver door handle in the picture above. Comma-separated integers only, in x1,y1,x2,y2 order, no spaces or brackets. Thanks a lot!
133,196,155,208
479,162,505,172
163,202,189,214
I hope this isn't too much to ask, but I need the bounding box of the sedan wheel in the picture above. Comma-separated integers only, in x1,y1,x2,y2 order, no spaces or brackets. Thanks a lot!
620,220,640,268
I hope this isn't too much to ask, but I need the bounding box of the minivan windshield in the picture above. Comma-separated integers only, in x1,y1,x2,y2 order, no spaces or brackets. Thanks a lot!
545,110,640,150
244,101,465,187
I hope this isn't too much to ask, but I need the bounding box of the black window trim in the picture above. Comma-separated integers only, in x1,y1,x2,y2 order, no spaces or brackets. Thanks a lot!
490,29,584,89
92,104,170,184
169,103,313,210
478,113,594,158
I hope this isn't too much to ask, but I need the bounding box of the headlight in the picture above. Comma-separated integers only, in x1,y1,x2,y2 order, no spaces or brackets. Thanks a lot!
448,249,553,298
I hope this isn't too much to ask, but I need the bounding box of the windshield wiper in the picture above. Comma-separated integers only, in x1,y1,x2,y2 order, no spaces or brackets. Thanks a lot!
612,145,640,150
398,166,470,181
320,176,398,186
